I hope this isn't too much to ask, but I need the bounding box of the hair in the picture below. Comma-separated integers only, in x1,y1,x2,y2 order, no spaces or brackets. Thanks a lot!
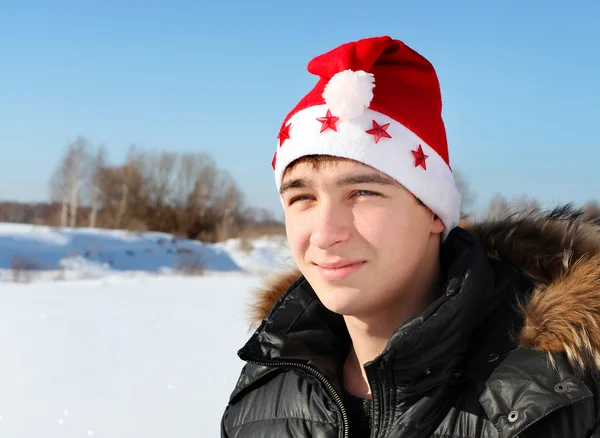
282,155,344,180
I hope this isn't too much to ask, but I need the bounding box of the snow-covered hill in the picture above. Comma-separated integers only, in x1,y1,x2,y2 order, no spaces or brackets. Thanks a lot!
0,223,294,282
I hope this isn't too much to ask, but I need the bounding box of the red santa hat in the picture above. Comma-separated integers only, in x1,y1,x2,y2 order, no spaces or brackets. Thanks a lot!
272,35,462,239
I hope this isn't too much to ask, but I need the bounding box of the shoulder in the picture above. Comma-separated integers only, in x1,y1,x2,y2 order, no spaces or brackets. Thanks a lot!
460,205,600,435
462,205,600,374
479,348,599,437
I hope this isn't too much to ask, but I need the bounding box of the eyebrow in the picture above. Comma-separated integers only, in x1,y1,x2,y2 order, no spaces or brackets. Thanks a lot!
336,173,401,187
279,173,400,196
279,178,310,196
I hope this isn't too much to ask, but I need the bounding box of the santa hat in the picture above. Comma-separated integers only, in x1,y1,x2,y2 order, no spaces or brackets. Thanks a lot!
272,36,462,239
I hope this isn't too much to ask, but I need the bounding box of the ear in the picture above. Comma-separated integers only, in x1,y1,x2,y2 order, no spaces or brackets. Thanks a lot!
430,213,445,235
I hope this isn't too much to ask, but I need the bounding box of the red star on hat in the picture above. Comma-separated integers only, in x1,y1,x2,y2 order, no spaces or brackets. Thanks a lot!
365,120,392,143
277,123,292,147
316,109,339,133
412,144,429,169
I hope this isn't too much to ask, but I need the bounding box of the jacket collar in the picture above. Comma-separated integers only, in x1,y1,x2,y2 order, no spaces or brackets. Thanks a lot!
238,275,349,393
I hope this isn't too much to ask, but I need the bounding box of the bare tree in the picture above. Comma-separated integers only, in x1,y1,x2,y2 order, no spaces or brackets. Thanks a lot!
153,152,221,239
192,158,218,222
50,169,69,227
172,153,215,208
87,146,107,228
145,151,177,214
67,138,89,227
49,136,90,227
115,181,128,228
183,154,218,217
114,146,145,229
213,171,244,241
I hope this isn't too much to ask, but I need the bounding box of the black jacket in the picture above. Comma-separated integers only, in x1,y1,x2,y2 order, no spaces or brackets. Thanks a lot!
221,206,600,437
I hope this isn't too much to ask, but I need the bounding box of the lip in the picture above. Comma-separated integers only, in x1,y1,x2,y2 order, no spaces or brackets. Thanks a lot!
314,260,366,280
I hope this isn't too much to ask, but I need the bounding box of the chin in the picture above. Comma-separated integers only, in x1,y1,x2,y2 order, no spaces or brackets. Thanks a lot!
311,282,367,316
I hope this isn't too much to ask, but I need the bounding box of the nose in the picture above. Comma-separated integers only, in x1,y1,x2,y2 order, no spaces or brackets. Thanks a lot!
309,200,351,249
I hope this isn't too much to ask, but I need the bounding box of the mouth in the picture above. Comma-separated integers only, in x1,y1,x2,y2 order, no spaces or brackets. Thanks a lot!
313,260,366,280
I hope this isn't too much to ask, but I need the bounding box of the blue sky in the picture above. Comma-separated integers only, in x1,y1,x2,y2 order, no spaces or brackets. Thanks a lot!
1,1,599,219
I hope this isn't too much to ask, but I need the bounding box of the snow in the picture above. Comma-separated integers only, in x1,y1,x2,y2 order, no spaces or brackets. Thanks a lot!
0,223,294,282
214,235,293,275
0,223,297,437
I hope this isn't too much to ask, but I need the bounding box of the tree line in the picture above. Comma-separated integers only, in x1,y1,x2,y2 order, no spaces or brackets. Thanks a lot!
1,136,282,242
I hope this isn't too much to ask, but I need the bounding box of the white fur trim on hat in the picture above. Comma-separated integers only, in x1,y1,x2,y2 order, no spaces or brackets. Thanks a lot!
274,104,462,240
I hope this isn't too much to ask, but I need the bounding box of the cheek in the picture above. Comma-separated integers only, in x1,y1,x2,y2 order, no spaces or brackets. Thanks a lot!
353,206,428,254
285,214,311,257
353,207,396,245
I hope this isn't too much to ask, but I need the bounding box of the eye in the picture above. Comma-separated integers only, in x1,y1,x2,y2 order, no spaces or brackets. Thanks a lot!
352,190,380,198
288,194,314,205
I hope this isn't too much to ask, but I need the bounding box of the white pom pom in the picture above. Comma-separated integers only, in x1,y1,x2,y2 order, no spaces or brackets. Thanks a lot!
322,69,375,120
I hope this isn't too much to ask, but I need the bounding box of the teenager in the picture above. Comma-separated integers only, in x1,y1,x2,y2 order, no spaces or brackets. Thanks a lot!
221,35,600,437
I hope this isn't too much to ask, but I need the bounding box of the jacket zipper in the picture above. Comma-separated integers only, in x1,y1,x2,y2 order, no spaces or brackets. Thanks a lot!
245,359,349,438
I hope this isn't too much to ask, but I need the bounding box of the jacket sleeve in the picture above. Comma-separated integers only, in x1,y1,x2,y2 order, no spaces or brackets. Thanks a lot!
220,406,229,438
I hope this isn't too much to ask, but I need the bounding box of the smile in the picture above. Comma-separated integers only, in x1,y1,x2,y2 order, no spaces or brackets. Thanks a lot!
314,261,366,280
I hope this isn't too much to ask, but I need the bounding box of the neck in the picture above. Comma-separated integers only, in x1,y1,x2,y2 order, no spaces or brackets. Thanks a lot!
342,247,441,399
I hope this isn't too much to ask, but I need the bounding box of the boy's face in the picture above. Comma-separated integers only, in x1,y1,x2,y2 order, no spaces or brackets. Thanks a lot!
281,158,444,318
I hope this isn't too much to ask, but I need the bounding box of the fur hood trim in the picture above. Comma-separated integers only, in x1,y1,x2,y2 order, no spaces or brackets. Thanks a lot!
249,205,600,372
